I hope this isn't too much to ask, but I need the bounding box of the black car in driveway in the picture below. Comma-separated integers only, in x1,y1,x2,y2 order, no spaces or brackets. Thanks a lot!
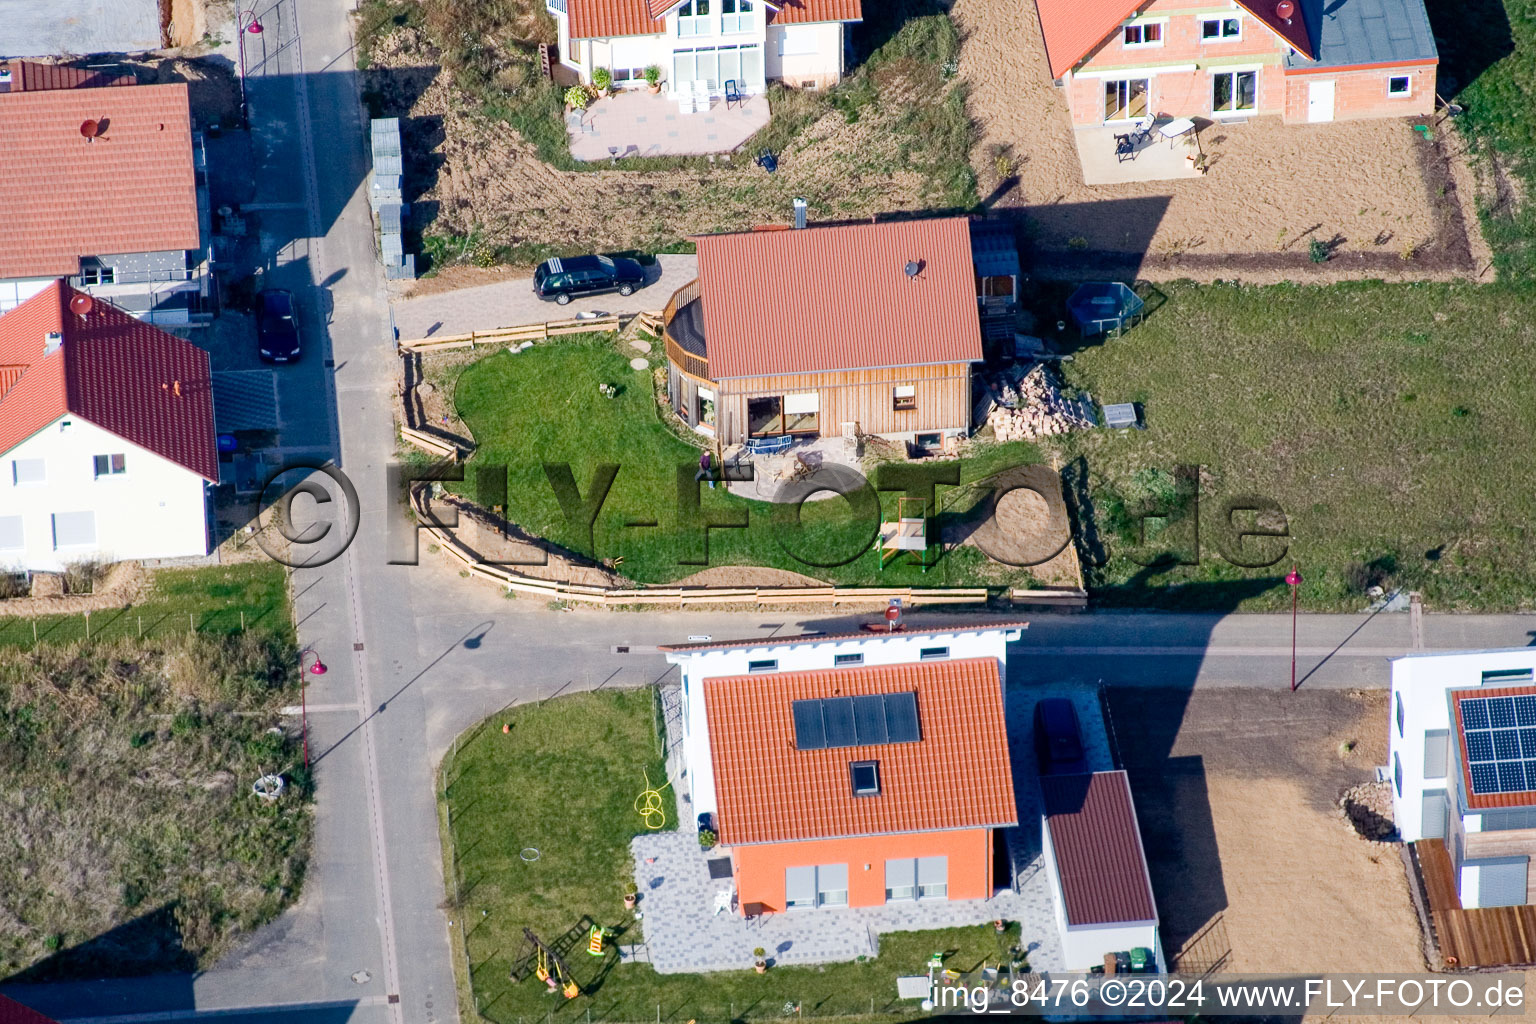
256,289,300,363
1033,698,1090,776
533,254,645,305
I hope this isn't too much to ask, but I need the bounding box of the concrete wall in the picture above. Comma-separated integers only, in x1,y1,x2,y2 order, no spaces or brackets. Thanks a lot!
0,415,209,572
731,826,992,910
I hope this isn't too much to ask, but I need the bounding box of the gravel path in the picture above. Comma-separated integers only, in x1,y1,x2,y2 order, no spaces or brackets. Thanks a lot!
390,253,697,341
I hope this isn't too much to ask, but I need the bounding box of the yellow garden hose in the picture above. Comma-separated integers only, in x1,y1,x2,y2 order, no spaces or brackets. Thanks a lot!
635,770,670,830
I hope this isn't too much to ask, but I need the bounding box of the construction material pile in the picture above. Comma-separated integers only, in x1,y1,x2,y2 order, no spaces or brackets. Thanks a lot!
985,365,1097,442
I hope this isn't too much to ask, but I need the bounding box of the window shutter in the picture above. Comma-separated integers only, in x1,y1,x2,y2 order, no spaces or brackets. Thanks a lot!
0,515,22,551
817,863,848,905
1420,790,1448,839
893,385,916,399
1476,857,1529,908
917,856,947,886
51,511,95,548
1424,729,1450,779
885,858,915,890
785,866,815,907
784,392,819,414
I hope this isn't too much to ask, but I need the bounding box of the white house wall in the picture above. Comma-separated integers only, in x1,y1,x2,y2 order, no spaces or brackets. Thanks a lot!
667,626,1022,824
765,22,844,88
1390,649,1536,842
0,416,209,572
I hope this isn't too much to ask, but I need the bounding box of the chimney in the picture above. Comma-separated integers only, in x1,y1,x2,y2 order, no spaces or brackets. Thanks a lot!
793,197,807,230
43,331,62,355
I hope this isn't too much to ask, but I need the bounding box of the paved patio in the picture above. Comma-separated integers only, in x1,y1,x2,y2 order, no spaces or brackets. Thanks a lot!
720,435,864,503
1073,119,1206,185
568,89,770,161
629,682,1118,975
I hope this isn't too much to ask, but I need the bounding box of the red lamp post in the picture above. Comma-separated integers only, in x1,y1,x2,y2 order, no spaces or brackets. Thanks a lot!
299,648,327,767
1285,566,1303,692
237,8,265,128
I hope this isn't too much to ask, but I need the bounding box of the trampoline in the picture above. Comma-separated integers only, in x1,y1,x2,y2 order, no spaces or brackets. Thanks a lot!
1068,281,1145,337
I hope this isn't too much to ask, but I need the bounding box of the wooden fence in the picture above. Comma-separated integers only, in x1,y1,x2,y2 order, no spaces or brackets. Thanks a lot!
1009,587,1088,609
399,310,663,352
399,425,462,461
410,486,989,609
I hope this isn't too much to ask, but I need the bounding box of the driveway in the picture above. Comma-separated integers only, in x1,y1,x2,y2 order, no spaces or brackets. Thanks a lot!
390,253,697,341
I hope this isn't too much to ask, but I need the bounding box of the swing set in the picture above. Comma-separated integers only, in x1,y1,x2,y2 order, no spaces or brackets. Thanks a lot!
876,496,938,572
514,928,581,998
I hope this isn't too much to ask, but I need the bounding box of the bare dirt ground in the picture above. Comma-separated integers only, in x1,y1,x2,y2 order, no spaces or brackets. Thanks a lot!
0,562,147,617
364,27,940,258
1108,687,1428,974
952,0,1493,282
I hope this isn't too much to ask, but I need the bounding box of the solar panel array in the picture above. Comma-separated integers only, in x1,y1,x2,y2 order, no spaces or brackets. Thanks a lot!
793,692,920,750
1460,695,1536,795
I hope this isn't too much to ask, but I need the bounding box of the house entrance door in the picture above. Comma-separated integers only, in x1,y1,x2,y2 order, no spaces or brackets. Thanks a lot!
1307,79,1335,122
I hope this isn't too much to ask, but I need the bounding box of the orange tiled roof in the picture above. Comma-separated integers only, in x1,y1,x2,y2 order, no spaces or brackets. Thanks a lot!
570,0,860,38
704,657,1017,845
693,217,982,379
767,0,862,25
0,82,199,279
2,60,136,92
1033,0,1312,79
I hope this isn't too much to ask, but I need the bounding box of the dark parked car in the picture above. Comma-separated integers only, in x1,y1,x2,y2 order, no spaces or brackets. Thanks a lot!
256,289,300,363
1033,698,1090,776
533,254,645,305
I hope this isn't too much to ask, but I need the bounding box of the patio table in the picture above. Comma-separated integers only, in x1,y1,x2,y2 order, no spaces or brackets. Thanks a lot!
1159,117,1196,149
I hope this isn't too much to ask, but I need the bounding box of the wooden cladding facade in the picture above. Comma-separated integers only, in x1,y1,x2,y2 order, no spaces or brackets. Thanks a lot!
667,360,974,446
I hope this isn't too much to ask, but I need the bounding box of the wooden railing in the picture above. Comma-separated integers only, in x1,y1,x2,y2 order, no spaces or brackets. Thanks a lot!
662,277,711,381
409,485,990,608
399,311,661,352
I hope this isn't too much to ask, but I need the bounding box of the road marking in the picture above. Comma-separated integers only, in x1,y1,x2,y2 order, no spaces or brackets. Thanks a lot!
60,996,389,1024
285,0,405,1020
280,702,361,714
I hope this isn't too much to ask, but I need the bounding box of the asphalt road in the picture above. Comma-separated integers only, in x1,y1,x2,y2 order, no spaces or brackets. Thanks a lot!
6,3,1536,1022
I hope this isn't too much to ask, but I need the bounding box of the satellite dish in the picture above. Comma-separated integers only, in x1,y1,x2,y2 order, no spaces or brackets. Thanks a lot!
904,260,922,279
69,293,93,316
80,119,99,139
1275,0,1295,20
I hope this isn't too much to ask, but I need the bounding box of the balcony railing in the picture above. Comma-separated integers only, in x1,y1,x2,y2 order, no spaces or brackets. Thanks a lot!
662,278,710,381
546,0,567,13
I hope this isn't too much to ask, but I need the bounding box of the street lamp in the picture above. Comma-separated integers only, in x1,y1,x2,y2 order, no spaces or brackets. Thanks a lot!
237,7,265,128
1285,565,1303,692
299,647,327,767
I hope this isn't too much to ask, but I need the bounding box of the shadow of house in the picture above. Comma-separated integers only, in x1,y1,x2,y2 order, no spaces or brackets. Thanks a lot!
1423,0,1513,96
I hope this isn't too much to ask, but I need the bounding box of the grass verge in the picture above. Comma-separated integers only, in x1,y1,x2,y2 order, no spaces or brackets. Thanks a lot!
444,334,1041,587
441,688,1023,1023
1051,278,1536,611
0,562,292,648
0,630,311,980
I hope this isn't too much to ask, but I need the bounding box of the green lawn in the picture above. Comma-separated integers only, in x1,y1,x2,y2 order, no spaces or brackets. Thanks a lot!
449,334,1043,587
0,562,292,648
1052,279,1536,611
442,689,1023,1023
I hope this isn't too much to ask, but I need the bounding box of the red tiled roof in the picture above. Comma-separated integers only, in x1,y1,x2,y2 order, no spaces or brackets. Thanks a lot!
1033,0,1313,79
1041,771,1157,926
660,621,1029,652
767,0,862,25
1452,685,1536,810
0,282,217,480
704,657,1017,844
0,995,59,1024
3,60,137,93
0,82,199,279
693,217,982,379
570,0,861,39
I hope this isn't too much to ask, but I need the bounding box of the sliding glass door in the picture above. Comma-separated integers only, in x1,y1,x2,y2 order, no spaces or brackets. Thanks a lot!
1103,78,1149,122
